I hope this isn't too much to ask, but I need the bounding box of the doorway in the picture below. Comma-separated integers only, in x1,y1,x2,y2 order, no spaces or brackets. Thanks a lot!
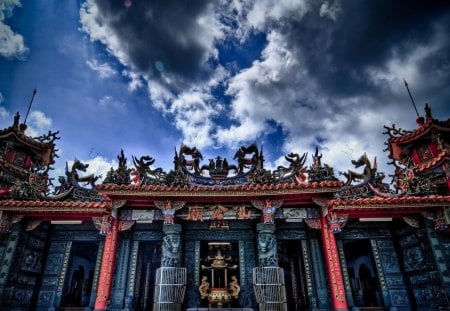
343,240,383,308
61,242,99,307
278,240,308,311
133,241,162,311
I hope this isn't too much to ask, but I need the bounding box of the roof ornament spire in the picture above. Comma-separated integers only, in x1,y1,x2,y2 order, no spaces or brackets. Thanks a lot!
403,79,424,126
24,88,37,125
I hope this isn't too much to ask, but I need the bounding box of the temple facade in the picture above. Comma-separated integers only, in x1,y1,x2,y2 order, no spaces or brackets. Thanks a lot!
0,105,449,311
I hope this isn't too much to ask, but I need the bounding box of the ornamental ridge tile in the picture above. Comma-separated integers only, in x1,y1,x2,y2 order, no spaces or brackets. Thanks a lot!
328,195,450,208
389,119,450,144
96,181,343,193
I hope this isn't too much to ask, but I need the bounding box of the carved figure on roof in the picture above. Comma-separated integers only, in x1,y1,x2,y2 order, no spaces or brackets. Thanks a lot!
339,153,375,186
308,147,336,182
13,112,20,129
392,166,436,195
273,152,307,183
10,171,49,199
131,155,166,185
425,103,432,120
383,124,412,139
200,156,238,178
103,149,131,184
178,144,203,174
35,130,60,145
233,143,261,174
66,159,100,188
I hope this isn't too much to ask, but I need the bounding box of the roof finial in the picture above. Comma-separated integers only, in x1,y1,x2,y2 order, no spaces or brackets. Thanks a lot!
424,103,432,120
403,79,424,125
24,88,37,125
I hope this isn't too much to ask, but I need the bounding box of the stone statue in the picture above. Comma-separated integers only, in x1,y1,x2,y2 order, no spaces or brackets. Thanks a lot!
229,275,240,298
199,276,210,299
258,231,278,266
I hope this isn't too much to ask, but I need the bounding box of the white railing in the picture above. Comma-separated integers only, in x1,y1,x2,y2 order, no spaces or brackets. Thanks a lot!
253,267,287,311
153,267,187,311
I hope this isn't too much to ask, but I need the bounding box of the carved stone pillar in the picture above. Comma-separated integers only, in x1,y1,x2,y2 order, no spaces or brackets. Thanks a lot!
254,223,287,310
320,215,349,311
154,223,186,311
161,223,182,267
94,218,119,310
256,223,278,267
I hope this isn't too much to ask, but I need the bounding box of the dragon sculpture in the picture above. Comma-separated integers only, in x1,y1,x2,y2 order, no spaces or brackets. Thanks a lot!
337,153,396,199
339,153,375,186
131,155,166,185
273,152,308,183
65,159,100,188
176,145,204,174
233,143,262,174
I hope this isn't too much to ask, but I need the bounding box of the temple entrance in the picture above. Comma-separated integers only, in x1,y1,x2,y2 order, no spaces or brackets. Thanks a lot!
61,241,99,308
278,240,308,311
343,240,383,308
199,241,240,308
133,241,161,311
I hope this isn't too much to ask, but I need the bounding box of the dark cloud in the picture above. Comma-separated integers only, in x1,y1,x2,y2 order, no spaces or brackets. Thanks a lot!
87,0,215,81
281,0,450,98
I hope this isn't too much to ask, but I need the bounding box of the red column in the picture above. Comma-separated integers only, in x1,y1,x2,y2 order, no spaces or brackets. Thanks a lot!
95,218,119,310
320,215,348,311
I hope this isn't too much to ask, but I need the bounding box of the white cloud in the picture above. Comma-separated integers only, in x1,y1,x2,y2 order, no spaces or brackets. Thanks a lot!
319,1,341,21
25,110,53,137
247,0,309,30
122,70,144,91
215,28,401,178
367,27,447,94
0,92,4,103
216,30,302,146
86,59,117,79
98,95,125,111
0,105,11,128
79,1,129,66
0,0,29,59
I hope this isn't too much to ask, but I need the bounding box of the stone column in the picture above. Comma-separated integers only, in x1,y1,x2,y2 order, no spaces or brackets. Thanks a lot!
94,218,119,310
254,223,287,311
161,224,182,267
320,215,348,311
154,223,186,311
257,223,278,267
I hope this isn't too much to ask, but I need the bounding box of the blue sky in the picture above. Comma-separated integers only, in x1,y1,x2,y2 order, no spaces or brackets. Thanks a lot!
1,0,449,182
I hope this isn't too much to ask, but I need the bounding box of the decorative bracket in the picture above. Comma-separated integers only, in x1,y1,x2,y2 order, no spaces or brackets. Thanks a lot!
154,200,186,224
251,199,283,223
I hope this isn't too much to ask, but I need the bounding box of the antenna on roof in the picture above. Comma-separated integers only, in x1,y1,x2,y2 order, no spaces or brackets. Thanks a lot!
403,79,420,117
24,88,37,125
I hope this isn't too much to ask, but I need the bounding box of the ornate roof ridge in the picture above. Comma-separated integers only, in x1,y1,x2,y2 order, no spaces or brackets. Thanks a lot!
389,119,450,144
328,194,450,207
97,180,344,192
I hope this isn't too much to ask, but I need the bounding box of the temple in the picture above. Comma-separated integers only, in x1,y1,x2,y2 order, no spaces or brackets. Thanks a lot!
0,105,449,311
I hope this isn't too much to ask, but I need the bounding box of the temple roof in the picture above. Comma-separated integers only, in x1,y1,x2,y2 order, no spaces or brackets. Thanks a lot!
0,113,57,166
98,180,343,194
384,105,450,161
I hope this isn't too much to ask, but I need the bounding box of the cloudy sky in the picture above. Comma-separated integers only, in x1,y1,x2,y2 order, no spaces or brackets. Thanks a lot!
0,0,449,182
